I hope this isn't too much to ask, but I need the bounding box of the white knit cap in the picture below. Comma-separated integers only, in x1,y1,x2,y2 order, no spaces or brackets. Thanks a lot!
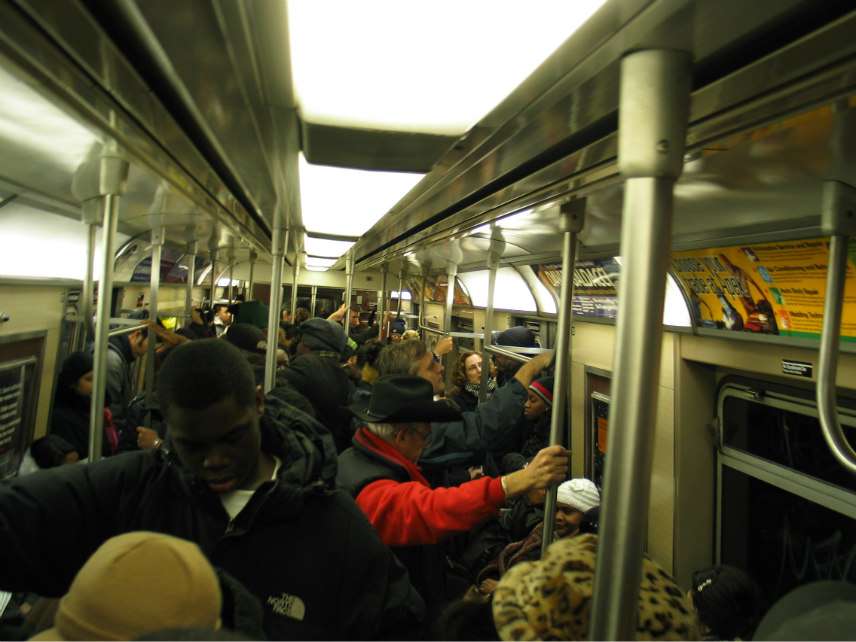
556,478,600,513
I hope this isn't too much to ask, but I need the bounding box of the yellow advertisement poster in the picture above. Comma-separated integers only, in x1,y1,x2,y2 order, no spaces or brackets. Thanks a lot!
671,238,856,341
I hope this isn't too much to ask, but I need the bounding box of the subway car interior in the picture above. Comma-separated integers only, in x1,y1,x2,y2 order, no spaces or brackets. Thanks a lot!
2,0,856,639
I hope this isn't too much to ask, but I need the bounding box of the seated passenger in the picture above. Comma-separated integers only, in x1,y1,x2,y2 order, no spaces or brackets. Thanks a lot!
338,374,568,613
492,533,699,641
50,351,119,460
688,564,762,640
282,318,356,452
32,532,225,640
447,351,495,413
376,340,552,484
475,478,600,595
0,340,424,640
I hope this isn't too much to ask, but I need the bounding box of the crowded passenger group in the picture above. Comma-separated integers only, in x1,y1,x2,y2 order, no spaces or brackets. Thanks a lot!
0,299,808,640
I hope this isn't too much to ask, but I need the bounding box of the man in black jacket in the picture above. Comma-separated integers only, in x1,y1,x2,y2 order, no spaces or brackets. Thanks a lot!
0,340,424,640
283,318,356,452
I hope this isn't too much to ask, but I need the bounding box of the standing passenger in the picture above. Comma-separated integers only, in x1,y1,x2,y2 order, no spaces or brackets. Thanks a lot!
338,374,568,613
211,304,232,338
0,340,424,640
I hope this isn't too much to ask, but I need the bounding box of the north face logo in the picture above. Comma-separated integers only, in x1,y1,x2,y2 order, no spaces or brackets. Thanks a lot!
267,592,306,621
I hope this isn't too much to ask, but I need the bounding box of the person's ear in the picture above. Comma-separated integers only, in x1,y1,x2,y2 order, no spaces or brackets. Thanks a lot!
255,385,265,415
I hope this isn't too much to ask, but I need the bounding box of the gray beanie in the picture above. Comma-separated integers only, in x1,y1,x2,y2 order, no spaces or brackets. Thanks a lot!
300,318,346,354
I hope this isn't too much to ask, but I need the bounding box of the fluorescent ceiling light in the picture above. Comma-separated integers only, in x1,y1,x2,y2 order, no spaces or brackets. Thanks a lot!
299,154,423,237
217,278,241,287
305,256,337,268
305,265,329,272
0,66,99,171
288,0,605,135
303,235,354,257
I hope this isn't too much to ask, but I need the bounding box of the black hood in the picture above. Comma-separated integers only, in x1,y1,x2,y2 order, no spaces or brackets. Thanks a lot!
108,334,134,363
260,394,338,489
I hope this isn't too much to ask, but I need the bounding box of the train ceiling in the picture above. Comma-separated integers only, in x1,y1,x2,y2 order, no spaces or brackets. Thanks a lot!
1,0,855,278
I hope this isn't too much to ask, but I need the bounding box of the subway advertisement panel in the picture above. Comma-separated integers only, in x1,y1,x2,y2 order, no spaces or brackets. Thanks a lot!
537,259,620,320
671,238,856,340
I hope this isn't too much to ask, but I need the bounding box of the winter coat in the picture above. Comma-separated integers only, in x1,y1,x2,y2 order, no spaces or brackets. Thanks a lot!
105,335,135,432
0,397,424,640
338,428,507,612
282,353,355,453
50,396,118,459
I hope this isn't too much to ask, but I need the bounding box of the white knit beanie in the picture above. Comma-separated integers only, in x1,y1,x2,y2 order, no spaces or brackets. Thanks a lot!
556,478,600,513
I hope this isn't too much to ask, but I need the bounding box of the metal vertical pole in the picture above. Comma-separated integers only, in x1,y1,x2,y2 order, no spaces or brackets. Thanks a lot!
184,242,197,325
290,257,300,318
344,251,355,337
378,264,388,333
590,49,691,641
396,266,405,317
541,201,585,556
89,194,121,462
78,223,97,350
209,248,217,305
247,250,257,301
228,259,235,303
310,285,318,317
145,227,164,409
443,265,457,332
265,222,288,392
479,231,504,402
419,270,428,330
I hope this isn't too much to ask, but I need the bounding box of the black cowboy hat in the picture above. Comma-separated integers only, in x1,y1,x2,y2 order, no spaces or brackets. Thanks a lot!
349,375,462,424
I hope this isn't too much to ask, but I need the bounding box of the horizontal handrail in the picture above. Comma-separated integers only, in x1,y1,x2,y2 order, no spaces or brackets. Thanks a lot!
108,323,148,337
418,325,447,336
485,344,532,364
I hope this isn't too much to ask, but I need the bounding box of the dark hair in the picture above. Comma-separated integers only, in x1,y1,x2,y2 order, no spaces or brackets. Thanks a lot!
294,307,310,326
31,435,77,468
690,564,762,640
579,506,600,534
356,340,384,369
213,303,230,314
55,351,93,406
434,599,499,641
449,350,479,396
157,340,257,413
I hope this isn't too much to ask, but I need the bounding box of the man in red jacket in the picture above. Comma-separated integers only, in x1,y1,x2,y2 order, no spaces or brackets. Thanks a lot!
337,374,568,612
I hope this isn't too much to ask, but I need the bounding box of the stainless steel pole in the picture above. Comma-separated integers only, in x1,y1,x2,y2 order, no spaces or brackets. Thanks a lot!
144,227,164,410
265,224,288,392
541,201,584,556
589,49,691,641
396,266,405,317
310,285,318,317
479,231,504,403
184,242,197,325
79,223,97,350
817,180,856,473
344,251,355,337
228,260,235,303
247,250,257,301
88,194,120,463
419,271,428,330
290,258,300,319
209,249,217,305
378,264,388,335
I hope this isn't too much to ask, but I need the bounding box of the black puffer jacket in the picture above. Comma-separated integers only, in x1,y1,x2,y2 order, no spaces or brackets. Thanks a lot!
0,397,424,640
283,353,356,453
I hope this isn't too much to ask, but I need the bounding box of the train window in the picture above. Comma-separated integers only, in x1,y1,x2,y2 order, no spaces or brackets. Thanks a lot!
458,268,537,312
720,392,856,493
0,203,128,280
517,265,557,314
718,383,856,605
664,274,692,327
720,466,856,604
